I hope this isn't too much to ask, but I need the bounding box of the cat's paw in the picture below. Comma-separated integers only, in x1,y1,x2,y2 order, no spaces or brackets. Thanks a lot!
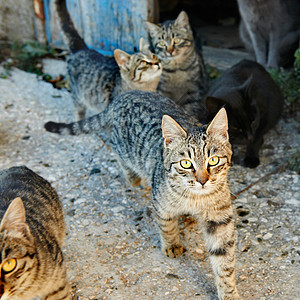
163,245,184,258
243,156,260,168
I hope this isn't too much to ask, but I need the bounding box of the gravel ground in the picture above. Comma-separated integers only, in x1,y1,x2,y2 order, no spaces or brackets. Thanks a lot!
0,61,299,300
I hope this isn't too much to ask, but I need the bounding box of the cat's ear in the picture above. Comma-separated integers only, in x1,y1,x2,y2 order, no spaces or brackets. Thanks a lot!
162,115,187,147
139,37,149,52
206,108,229,139
145,21,161,38
114,49,131,71
174,11,190,31
0,197,33,243
206,96,227,113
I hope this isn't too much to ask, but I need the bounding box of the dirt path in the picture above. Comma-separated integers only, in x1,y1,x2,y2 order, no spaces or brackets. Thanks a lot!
0,65,299,299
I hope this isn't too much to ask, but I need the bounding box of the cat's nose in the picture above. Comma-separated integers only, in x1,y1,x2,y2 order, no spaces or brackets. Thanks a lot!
167,47,174,54
196,170,209,186
197,178,208,186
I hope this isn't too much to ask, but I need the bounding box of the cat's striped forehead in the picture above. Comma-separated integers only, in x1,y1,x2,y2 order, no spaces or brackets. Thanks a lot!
132,50,159,64
181,128,229,160
157,21,192,41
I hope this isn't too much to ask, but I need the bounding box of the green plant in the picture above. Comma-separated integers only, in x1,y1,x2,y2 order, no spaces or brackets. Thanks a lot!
269,48,300,106
9,40,58,75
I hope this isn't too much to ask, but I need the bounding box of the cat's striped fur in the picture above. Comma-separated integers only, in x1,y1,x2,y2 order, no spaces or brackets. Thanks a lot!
0,166,71,300
55,0,162,120
45,90,238,299
146,11,209,118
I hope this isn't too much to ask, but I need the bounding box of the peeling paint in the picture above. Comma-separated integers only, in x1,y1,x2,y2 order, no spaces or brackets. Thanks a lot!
45,0,150,56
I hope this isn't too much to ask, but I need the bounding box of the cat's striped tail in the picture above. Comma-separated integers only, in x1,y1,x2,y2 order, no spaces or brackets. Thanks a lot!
55,0,88,53
44,113,110,136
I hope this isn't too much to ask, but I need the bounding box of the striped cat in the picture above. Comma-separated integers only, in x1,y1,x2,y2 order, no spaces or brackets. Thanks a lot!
55,0,162,120
45,90,238,299
146,11,209,117
0,166,71,299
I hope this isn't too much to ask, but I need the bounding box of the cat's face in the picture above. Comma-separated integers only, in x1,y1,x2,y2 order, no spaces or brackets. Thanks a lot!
162,109,232,197
146,11,194,66
0,198,37,299
114,38,162,90
0,233,36,299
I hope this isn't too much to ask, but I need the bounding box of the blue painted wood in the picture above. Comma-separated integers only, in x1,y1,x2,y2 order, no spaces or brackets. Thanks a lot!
44,0,150,56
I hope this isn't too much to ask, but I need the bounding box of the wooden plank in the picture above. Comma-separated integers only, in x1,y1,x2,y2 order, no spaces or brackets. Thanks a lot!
44,0,153,55
202,46,254,70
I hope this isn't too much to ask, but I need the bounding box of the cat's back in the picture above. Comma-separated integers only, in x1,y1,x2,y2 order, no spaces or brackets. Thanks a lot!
68,49,119,79
111,90,199,131
211,59,279,89
234,60,283,100
0,166,65,245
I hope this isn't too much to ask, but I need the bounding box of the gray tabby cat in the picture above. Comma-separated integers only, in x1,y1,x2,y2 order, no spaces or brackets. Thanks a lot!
45,90,238,299
146,11,209,116
238,0,300,69
0,166,71,299
55,0,162,120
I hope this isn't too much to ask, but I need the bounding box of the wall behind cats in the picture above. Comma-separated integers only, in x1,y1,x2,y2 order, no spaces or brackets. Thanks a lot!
44,0,158,56
0,0,36,42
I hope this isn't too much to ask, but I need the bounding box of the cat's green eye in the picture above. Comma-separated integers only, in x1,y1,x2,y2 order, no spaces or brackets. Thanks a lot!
180,159,193,169
208,156,219,166
2,258,17,273
159,41,165,46
174,38,181,43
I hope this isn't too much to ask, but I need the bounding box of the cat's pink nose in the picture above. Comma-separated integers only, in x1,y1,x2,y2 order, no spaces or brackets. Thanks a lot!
197,178,208,186
196,170,209,186
168,47,174,54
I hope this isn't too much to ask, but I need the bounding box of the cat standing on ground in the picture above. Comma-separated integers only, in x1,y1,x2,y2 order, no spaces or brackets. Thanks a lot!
0,166,71,299
146,11,209,117
238,0,300,69
205,59,284,168
55,0,162,120
45,90,238,299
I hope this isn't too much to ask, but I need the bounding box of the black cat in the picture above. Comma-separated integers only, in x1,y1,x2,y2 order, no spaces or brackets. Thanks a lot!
205,59,284,168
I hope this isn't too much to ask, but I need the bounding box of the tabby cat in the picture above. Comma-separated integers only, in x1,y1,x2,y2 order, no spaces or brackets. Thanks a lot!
0,166,71,299
238,0,300,69
205,59,284,168
146,11,209,116
45,90,238,299
55,0,162,120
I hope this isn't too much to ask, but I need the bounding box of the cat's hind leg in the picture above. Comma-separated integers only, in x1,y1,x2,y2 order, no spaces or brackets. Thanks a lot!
267,32,281,69
116,158,142,187
73,100,87,121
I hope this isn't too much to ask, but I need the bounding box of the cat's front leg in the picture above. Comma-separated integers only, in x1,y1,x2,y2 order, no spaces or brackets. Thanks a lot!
203,217,239,299
153,206,184,258
267,32,280,69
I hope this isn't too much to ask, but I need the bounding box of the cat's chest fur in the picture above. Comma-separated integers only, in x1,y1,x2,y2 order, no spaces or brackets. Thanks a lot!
159,68,194,99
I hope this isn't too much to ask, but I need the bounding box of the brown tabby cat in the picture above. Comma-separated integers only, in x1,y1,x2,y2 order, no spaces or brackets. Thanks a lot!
45,90,238,299
55,0,162,120
0,166,71,299
146,11,209,117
